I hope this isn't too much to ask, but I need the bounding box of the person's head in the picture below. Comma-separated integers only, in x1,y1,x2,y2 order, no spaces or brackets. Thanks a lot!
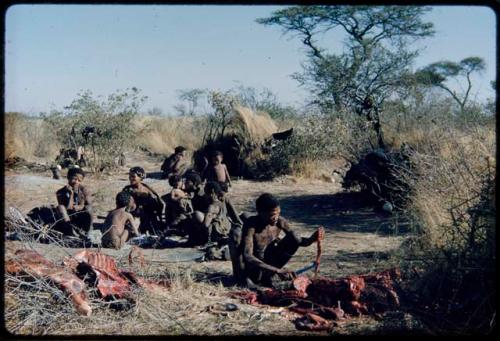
256,193,281,225
174,146,187,158
115,191,134,209
67,167,85,188
184,171,202,192
169,174,183,189
210,150,223,165
129,167,145,186
204,181,223,201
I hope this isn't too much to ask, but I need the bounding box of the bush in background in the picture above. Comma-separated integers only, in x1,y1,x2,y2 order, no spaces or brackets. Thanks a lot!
41,88,146,172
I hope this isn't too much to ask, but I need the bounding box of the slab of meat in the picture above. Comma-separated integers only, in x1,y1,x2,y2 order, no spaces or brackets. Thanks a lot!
228,268,402,331
71,250,170,298
6,249,92,316
72,250,134,298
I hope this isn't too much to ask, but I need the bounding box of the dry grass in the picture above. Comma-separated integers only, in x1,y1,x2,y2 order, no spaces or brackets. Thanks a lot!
134,115,204,156
5,113,60,161
399,124,495,248
4,236,302,336
229,106,278,144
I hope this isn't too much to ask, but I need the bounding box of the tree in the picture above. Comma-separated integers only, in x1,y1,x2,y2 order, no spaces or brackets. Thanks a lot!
175,88,207,116
416,57,486,114
257,6,434,148
203,90,237,143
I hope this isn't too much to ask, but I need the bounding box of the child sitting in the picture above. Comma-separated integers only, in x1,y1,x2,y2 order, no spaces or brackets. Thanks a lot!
101,191,141,250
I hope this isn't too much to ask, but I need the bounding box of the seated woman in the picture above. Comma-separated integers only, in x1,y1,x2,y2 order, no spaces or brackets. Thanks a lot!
185,181,232,247
122,167,164,235
162,174,194,236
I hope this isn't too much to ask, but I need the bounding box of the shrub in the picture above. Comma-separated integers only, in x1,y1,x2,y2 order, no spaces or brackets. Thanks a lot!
42,88,147,173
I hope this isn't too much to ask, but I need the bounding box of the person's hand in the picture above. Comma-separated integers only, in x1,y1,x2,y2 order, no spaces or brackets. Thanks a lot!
310,226,325,243
317,226,325,241
277,268,296,280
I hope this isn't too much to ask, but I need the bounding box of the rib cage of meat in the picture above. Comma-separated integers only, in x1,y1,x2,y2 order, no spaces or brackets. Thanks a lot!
5,249,92,316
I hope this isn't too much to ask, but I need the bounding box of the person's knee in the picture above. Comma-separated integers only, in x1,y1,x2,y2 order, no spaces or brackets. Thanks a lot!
193,211,204,224
239,212,251,223
230,226,242,245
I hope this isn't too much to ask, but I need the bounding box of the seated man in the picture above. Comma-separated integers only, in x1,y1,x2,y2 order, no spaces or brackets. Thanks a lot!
231,193,323,288
161,146,188,180
122,167,164,235
55,167,94,238
101,191,141,250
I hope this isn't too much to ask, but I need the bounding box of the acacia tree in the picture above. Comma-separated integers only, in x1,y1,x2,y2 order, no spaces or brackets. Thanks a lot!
257,6,434,149
174,88,207,116
415,57,486,114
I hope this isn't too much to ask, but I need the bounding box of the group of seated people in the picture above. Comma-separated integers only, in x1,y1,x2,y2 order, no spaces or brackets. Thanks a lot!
50,146,323,288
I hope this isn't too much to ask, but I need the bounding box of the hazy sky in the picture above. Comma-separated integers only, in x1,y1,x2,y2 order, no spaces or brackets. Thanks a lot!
4,5,497,115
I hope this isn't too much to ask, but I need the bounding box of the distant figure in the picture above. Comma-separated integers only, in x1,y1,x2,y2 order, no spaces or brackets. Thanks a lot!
51,164,62,180
101,191,141,249
55,167,94,237
161,146,188,179
118,152,126,167
122,167,164,235
202,150,232,192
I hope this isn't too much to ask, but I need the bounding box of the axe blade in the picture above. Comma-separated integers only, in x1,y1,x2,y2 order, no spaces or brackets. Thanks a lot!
295,261,318,275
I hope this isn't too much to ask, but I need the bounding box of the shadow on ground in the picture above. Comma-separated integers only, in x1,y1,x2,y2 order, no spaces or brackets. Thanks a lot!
146,171,165,180
277,191,414,236
192,270,237,287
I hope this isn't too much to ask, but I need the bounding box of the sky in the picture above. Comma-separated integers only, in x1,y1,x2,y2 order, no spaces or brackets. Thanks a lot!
4,5,497,115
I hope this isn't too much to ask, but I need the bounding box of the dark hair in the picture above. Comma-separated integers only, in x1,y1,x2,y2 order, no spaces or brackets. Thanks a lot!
210,150,223,158
116,191,132,208
67,167,85,180
256,193,280,212
184,171,202,186
169,174,182,187
174,146,186,154
129,166,145,179
204,181,223,196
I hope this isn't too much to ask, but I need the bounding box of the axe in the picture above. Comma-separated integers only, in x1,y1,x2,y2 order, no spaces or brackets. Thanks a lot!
295,261,319,275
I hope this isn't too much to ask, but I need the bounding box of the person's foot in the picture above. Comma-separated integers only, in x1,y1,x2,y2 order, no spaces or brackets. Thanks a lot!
197,241,217,250
220,245,230,261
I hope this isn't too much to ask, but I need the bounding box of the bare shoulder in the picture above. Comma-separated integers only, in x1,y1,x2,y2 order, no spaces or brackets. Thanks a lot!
207,203,221,214
80,185,90,194
277,217,291,231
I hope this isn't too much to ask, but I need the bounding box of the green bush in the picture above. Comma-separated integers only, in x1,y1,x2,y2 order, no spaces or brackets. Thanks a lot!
42,88,147,172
